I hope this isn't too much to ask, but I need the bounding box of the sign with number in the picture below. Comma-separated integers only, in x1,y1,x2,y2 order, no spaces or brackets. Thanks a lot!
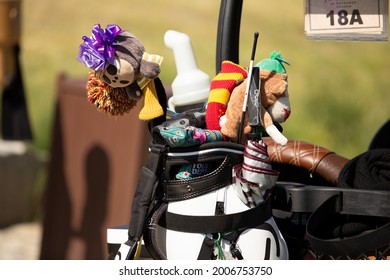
305,0,388,41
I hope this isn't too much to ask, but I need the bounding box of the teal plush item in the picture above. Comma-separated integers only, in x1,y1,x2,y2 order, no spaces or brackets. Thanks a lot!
157,125,220,179
158,125,223,147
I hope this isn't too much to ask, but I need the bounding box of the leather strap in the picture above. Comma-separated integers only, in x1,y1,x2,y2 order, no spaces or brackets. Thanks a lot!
159,198,272,233
264,137,349,186
143,199,272,260
272,183,390,217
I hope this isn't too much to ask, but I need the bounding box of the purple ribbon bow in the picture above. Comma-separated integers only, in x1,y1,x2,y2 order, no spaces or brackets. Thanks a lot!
77,24,123,71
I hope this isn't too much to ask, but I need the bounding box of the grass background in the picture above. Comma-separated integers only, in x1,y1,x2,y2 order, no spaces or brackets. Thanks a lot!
20,0,390,158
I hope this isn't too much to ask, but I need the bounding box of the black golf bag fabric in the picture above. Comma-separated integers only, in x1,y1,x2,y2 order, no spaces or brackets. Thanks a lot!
304,148,390,259
128,139,276,260
272,149,390,259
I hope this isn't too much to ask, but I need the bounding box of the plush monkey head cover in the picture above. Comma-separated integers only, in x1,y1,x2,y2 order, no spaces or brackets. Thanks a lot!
77,24,164,120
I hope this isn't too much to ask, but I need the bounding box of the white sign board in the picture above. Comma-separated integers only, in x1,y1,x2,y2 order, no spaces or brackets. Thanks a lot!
305,0,388,41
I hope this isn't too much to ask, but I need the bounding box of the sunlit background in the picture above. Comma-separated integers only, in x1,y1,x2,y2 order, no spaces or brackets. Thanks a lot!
20,0,389,157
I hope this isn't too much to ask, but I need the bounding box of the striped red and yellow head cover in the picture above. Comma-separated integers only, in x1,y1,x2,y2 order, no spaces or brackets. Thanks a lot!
205,61,247,133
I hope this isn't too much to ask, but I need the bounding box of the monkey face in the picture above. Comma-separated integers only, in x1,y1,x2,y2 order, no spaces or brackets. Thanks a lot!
99,58,135,88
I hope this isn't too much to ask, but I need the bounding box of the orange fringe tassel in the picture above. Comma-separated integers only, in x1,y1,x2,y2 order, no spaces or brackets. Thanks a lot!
86,71,137,116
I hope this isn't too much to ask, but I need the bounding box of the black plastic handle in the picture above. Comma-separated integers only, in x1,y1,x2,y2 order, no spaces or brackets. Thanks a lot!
215,0,243,73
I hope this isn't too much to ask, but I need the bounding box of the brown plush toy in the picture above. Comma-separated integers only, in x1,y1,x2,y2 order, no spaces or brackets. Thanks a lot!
77,24,164,120
221,52,291,145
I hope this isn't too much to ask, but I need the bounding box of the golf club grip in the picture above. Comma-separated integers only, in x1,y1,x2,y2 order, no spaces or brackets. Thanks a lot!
263,138,349,186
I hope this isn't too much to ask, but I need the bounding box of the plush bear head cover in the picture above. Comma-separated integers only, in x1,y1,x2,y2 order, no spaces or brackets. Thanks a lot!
221,51,291,145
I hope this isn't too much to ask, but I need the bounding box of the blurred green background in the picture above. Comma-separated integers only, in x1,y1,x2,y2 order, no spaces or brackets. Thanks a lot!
21,0,389,158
